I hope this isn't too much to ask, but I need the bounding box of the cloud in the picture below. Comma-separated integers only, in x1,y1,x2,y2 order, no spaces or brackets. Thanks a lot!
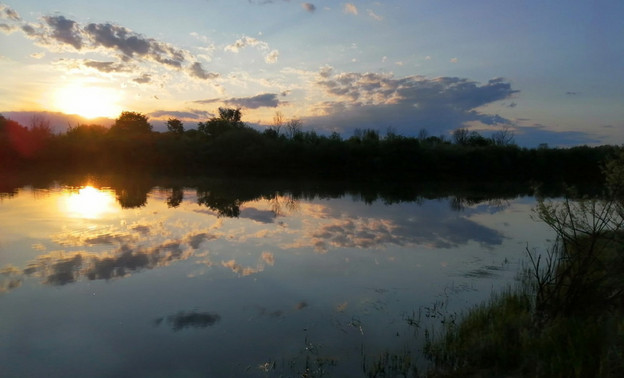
302,3,316,12
157,311,221,331
367,9,383,21
133,73,152,84
193,93,284,110
189,61,219,80
224,35,278,64
300,202,506,253
43,15,83,50
0,23,17,33
149,109,212,120
344,3,358,15
240,207,276,223
224,35,267,53
265,49,279,64
17,238,193,286
15,13,218,81
83,60,132,73
226,93,283,109
308,68,518,136
513,124,601,147
0,4,20,21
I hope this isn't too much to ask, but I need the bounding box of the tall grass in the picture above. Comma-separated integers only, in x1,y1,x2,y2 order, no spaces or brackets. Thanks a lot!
424,191,624,377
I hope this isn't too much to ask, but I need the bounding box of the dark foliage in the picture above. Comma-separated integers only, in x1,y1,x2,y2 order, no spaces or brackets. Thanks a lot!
0,111,620,185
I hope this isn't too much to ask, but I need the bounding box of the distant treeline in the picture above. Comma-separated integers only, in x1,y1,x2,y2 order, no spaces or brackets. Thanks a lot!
1,110,620,183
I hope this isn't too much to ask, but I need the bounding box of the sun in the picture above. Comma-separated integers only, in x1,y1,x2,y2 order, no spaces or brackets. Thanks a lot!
61,186,119,219
54,84,122,119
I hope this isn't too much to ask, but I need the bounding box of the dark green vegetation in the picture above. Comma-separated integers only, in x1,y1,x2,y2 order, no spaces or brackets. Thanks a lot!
1,110,620,184
422,154,624,377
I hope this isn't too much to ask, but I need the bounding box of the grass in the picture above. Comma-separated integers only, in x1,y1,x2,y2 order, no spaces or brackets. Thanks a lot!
423,196,624,377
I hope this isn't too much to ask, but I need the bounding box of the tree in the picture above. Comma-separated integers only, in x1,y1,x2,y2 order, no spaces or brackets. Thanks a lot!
218,107,242,124
166,118,184,135
284,119,302,140
109,111,152,135
452,128,470,145
491,126,515,146
198,107,245,139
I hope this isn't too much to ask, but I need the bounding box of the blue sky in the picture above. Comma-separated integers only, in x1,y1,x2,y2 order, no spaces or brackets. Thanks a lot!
1,0,622,146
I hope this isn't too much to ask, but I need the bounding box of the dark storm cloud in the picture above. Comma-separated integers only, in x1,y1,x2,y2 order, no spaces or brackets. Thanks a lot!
308,68,518,136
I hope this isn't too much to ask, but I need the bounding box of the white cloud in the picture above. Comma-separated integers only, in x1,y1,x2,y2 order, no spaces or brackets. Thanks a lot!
367,9,382,21
265,49,279,64
224,35,268,53
344,3,358,15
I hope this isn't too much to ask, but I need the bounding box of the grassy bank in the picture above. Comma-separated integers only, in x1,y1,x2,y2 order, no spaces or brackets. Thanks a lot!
423,194,624,377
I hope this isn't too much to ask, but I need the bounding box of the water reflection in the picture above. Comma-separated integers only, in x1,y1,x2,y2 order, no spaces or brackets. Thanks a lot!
61,185,118,219
0,175,558,376
155,311,222,331
0,178,520,294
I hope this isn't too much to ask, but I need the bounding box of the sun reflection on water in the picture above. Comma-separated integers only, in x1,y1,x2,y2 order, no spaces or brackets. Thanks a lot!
61,186,119,219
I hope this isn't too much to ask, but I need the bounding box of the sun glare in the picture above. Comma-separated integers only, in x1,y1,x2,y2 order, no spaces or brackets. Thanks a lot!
62,186,119,219
54,84,122,119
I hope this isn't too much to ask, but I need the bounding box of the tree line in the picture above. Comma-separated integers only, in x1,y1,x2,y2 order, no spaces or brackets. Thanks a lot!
0,110,620,184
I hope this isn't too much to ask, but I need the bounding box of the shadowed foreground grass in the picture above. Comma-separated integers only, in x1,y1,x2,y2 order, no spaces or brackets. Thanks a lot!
422,196,624,377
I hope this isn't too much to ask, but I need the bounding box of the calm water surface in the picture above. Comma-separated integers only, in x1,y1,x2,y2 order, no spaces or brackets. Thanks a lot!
0,177,555,377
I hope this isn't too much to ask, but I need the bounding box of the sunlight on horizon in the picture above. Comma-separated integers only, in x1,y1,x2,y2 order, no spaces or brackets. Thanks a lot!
61,186,119,219
53,84,122,119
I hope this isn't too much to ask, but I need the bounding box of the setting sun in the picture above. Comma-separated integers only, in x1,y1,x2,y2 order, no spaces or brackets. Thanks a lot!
53,85,122,119
61,186,119,219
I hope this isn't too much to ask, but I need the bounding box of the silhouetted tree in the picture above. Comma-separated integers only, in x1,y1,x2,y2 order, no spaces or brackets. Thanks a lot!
491,126,515,146
467,131,493,147
271,111,284,135
453,128,470,145
285,119,302,140
166,118,184,135
109,111,152,135
198,107,245,139
218,107,242,124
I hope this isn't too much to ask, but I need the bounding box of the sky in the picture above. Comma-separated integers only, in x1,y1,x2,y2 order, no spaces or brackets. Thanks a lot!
0,0,622,147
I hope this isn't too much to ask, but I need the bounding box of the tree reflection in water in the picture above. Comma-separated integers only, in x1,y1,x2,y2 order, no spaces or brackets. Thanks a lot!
0,174,568,376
